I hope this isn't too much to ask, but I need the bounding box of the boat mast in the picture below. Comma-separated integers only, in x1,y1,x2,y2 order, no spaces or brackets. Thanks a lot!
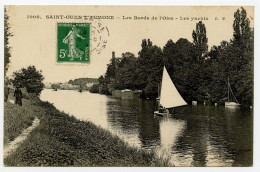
157,66,164,110
159,67,164,108
228,76,230,102
157,84,160,110
227,76,239,103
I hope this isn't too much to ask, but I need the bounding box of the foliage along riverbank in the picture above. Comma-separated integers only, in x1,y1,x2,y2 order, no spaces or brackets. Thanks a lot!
92,8,253,107
4,97,171,167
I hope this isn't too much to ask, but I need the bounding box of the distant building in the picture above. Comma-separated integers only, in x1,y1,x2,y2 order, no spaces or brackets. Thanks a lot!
60,83,79,90
112,51,122,61
44,82,52,89
85,81,99,88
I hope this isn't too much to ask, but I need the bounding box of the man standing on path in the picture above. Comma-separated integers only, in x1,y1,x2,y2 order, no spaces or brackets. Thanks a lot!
4,85,9,102
14,87,23,106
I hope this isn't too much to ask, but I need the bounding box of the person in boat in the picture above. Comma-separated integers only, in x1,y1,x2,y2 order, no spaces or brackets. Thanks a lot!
14,87,23,106
159,105,169,114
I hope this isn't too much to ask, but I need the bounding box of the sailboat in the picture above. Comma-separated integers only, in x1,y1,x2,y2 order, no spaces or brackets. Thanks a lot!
154,66,187,116
225,77,240,107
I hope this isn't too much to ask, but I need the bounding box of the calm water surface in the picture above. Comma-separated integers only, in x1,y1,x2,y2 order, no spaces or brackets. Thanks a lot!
40,89,253,167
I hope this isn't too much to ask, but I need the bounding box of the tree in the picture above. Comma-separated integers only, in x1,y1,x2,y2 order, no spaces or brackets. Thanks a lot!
68,80,74,85
12,66,45,96
229,8,253,105
116,52,137,90
51,83,60,91
105,54,118,81
233,9,241,44
192,21,208,59
136,39,164,98
90,84,100,93
98,55,121,94
98,75,105,84
4,8,13,76
163,38,198,103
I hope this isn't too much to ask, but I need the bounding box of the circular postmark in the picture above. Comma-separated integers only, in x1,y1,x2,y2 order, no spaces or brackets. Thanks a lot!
90,20,110,55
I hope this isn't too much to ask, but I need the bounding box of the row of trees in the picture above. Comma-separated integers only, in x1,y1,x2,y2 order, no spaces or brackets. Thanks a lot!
4,8,12,77
95,8,253,106
5,8,253,106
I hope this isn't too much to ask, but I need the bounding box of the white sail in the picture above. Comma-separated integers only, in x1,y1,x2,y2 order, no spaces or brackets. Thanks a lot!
225,77,240,107
160,66,187,108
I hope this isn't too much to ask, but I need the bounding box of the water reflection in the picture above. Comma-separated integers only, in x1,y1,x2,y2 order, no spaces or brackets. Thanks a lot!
40,89,253,167
159,118,185,151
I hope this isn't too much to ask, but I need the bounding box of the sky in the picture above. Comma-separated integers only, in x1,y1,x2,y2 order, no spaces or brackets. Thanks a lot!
6,6,254,83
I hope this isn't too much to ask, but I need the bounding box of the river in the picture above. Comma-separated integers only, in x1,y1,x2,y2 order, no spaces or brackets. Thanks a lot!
40,89,253,167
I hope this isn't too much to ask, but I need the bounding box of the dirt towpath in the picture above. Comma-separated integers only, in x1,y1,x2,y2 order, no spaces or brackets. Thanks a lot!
4,117,40,159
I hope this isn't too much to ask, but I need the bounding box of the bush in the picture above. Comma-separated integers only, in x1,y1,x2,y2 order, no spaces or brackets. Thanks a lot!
90,84,100,93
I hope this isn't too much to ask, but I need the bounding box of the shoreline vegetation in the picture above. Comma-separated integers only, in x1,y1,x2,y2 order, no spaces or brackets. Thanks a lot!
90,8,253,107
4,97,171,167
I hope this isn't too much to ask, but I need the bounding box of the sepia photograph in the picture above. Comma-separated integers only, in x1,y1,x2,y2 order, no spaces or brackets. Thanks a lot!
3,5,255,167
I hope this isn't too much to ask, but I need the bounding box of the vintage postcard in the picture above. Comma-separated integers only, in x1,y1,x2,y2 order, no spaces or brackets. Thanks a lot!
3,5,254,167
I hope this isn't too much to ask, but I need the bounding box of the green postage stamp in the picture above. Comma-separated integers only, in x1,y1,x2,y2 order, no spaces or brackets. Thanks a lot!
57,23,90,63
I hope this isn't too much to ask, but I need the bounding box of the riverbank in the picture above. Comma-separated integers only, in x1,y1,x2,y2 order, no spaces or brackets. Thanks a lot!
4,97,170,166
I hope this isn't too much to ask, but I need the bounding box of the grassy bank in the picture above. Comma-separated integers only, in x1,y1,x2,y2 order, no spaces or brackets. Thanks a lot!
4,98,170,166
4,99,35,145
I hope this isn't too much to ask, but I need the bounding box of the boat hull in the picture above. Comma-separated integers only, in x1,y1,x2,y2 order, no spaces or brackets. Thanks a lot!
225,102,240,107
154,111,169,117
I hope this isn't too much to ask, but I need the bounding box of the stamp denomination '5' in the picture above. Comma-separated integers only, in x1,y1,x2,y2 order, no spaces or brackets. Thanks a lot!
57,23,90,63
